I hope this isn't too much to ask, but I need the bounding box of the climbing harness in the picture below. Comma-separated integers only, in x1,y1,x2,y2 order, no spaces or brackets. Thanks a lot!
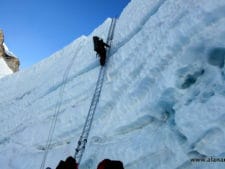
74,18,117,164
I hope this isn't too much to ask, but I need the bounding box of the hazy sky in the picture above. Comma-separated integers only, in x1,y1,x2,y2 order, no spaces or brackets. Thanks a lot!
0,0,130,69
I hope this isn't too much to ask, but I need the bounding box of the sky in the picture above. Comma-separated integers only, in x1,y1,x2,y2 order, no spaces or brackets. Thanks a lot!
0,0,130,69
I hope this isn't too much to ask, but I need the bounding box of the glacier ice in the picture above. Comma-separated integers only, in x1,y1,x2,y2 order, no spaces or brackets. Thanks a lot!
0,0,225,169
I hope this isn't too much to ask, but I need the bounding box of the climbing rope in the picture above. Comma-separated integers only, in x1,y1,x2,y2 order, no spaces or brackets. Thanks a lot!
40,18,116,169
40,46,83,169
74,18,117,164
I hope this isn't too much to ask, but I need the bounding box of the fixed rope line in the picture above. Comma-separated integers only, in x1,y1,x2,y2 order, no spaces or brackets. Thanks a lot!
40,48,82,169
74,18,117,164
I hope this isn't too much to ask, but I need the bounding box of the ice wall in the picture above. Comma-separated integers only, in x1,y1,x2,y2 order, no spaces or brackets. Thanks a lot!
0,0,225,169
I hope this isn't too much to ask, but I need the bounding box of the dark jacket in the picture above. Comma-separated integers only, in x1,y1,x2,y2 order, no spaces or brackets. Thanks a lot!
56,156,78,169
97,159,124,169
93,36,109,54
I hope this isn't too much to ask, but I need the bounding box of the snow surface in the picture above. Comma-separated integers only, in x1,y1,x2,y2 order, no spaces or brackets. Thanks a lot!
0,57,13,78
0,43,16,79
3,43,17,58
1,0,225,169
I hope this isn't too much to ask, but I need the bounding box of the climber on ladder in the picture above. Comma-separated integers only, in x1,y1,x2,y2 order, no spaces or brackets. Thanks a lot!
93,36,110,66
40,18,118,169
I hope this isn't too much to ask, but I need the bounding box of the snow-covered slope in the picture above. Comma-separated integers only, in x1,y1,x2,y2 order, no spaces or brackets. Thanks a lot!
0,57,13,78
3,43,17,58
0,43,15,78
0,42,19,78
1,0,225,169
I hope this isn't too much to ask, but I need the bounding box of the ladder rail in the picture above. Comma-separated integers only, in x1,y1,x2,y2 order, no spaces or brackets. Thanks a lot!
74,18,117,164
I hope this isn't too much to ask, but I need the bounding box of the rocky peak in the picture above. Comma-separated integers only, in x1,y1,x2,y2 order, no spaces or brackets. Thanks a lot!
0,29,20,72
0,30,5,57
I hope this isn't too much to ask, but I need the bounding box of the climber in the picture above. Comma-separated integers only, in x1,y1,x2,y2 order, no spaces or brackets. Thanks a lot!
55,156,78,169
97,159,124,169
93,36,110,66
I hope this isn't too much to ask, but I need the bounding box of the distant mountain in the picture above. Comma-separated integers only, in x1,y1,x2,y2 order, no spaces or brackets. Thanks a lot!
0,0,225,169
0,30,19,78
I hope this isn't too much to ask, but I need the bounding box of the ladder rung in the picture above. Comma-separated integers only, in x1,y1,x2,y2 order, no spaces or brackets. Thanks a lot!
74,18,117,164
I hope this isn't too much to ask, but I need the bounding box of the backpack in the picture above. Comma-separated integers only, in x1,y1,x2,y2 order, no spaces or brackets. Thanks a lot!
93,36,101,52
